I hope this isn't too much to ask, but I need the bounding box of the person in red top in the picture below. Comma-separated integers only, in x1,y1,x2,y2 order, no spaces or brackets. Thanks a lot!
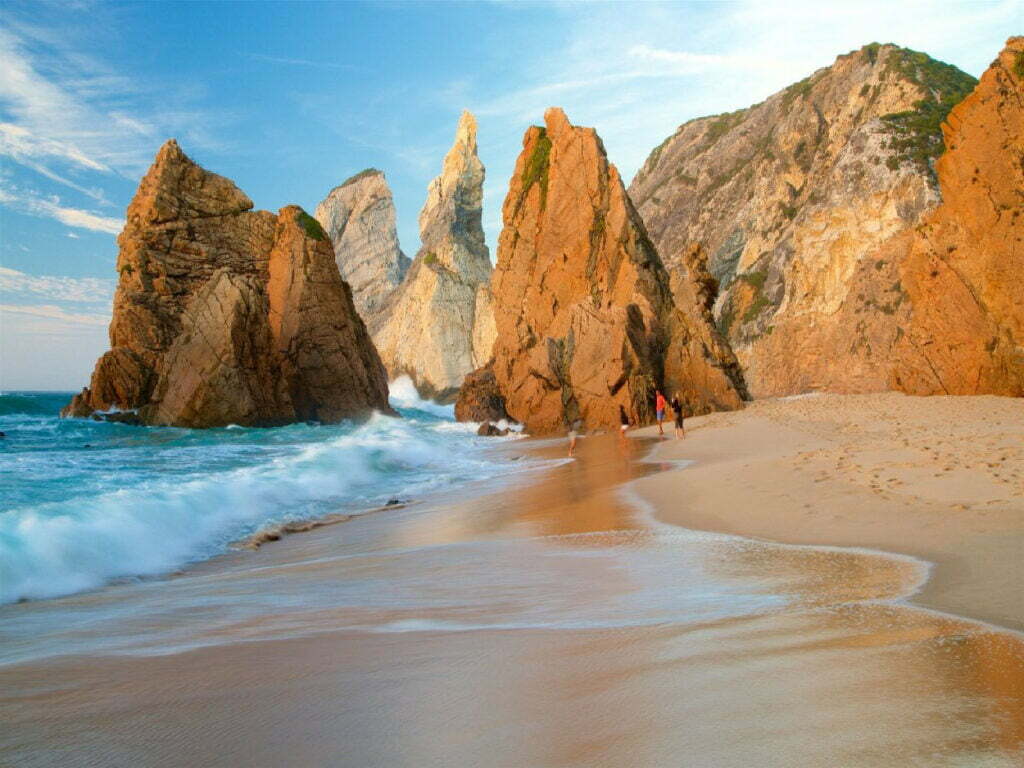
655,390,667,436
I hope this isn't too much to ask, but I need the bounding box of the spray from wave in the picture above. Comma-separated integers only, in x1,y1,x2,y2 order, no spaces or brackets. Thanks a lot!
0,389,536,604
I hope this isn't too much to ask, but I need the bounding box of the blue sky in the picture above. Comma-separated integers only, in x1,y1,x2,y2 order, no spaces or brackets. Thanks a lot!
0,0,1018,390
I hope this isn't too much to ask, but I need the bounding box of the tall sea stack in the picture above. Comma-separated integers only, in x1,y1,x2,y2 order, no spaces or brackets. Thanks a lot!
368,110,496,400
464,107,746,434
63,140,392,427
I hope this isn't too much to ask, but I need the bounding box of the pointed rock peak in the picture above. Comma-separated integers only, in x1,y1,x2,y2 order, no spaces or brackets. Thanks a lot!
543,106,571,136
455,110,477,147
418,110,487,256
129,139,253,226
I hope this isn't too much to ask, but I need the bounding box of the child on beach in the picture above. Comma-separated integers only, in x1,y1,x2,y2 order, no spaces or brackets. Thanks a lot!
655,391,667,436
671,393,685,439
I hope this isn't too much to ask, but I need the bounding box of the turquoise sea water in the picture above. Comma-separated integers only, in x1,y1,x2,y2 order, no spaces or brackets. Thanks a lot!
0,380,526,605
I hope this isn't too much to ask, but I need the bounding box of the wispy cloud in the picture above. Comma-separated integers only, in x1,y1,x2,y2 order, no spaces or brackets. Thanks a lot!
0,303,110,327
0,266,115,303
247,53,364,71
0,183,123,233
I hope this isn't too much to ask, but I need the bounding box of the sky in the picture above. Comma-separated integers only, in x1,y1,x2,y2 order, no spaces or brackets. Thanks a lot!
0,0,1018,390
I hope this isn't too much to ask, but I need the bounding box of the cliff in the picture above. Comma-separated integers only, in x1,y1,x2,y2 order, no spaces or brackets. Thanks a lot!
63,140,392,427
314,169,410,318
629,43,979,396
887,37,1024,394
470,108,745,434
369,110,496,400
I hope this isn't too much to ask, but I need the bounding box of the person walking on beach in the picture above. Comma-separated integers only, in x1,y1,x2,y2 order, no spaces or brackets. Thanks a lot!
655,390,667,436
567,418,582,457
671,392,686,439
618,404,630,441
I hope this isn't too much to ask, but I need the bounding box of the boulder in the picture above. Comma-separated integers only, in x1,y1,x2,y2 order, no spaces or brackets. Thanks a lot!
454,365,508,423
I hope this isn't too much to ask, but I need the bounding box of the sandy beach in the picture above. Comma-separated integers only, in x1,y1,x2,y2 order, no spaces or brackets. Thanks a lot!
2,394,1023,767
632,392,1024,631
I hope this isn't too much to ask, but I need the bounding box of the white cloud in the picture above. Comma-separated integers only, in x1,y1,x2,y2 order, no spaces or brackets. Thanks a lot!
0,266,115,303
0,183,123,233
0,303,110,327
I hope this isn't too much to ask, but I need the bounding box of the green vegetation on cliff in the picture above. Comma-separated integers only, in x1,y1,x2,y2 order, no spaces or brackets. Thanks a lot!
521,127,553,211
296,210,328,241
879,47,977,173
339,168,383,188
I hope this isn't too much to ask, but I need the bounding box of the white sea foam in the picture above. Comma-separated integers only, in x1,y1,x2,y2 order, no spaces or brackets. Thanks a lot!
0,409,530,605
388,375,455,418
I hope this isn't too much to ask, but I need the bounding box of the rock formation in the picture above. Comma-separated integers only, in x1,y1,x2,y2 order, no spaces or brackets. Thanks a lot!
369,110,496,400
453,366,508,424
886,37,1024,395
314,169,410,317
629,43,980,396
462,108,746,434
63,140,392,427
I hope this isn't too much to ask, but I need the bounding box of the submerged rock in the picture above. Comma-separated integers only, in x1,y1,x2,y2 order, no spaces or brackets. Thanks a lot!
314,169,410,318
64,140,392,427
468,108,746,435
369,111,496,400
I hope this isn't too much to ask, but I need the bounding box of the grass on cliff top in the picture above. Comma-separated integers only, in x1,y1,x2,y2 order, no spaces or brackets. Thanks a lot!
339,168,383,188
296,210,328,241
878,47,977,174
520,128,553,211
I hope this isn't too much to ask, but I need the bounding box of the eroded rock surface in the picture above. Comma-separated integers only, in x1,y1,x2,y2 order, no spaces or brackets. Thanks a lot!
630,43,979,396
370,111,496,400
888,37,1024,395
64,140,392,426
314,169,409,317
466,108,745,434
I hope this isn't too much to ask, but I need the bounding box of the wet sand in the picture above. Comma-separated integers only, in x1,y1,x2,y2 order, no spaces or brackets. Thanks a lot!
2,410,1024,767
633,392,1024,631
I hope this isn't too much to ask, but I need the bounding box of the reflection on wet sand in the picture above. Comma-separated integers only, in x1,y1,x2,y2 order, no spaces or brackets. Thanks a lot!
1,433,1022,767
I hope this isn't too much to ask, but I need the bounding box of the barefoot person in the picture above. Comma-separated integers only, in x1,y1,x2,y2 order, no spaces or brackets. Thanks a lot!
671,392,685,439
655,390,667,436
567,418,582,457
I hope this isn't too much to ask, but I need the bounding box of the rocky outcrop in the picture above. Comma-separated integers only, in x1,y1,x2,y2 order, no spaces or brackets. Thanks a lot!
63,140,392,427
887,37,1024,395
314,169,409,317
453,365,508,424
369,111,496,400
465,108,746,434
629,43,979,396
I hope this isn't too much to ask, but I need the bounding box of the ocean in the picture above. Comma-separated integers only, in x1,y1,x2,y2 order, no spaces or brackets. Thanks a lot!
1,388,1022,766
0,378,531,605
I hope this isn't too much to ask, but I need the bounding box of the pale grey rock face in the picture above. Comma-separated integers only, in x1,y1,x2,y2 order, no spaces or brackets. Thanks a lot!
371,111,496,400
315,169,409,318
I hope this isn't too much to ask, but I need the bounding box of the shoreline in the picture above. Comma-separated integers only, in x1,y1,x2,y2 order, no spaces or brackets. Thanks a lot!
625,391,1024,633
4,409,1024,766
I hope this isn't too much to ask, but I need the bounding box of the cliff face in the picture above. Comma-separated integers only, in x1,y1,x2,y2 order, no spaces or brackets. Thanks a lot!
63,140,392,427
369,110,496,400
314,169,409,318
629,43,978,396
474,108,745,434
888,37,1024,395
